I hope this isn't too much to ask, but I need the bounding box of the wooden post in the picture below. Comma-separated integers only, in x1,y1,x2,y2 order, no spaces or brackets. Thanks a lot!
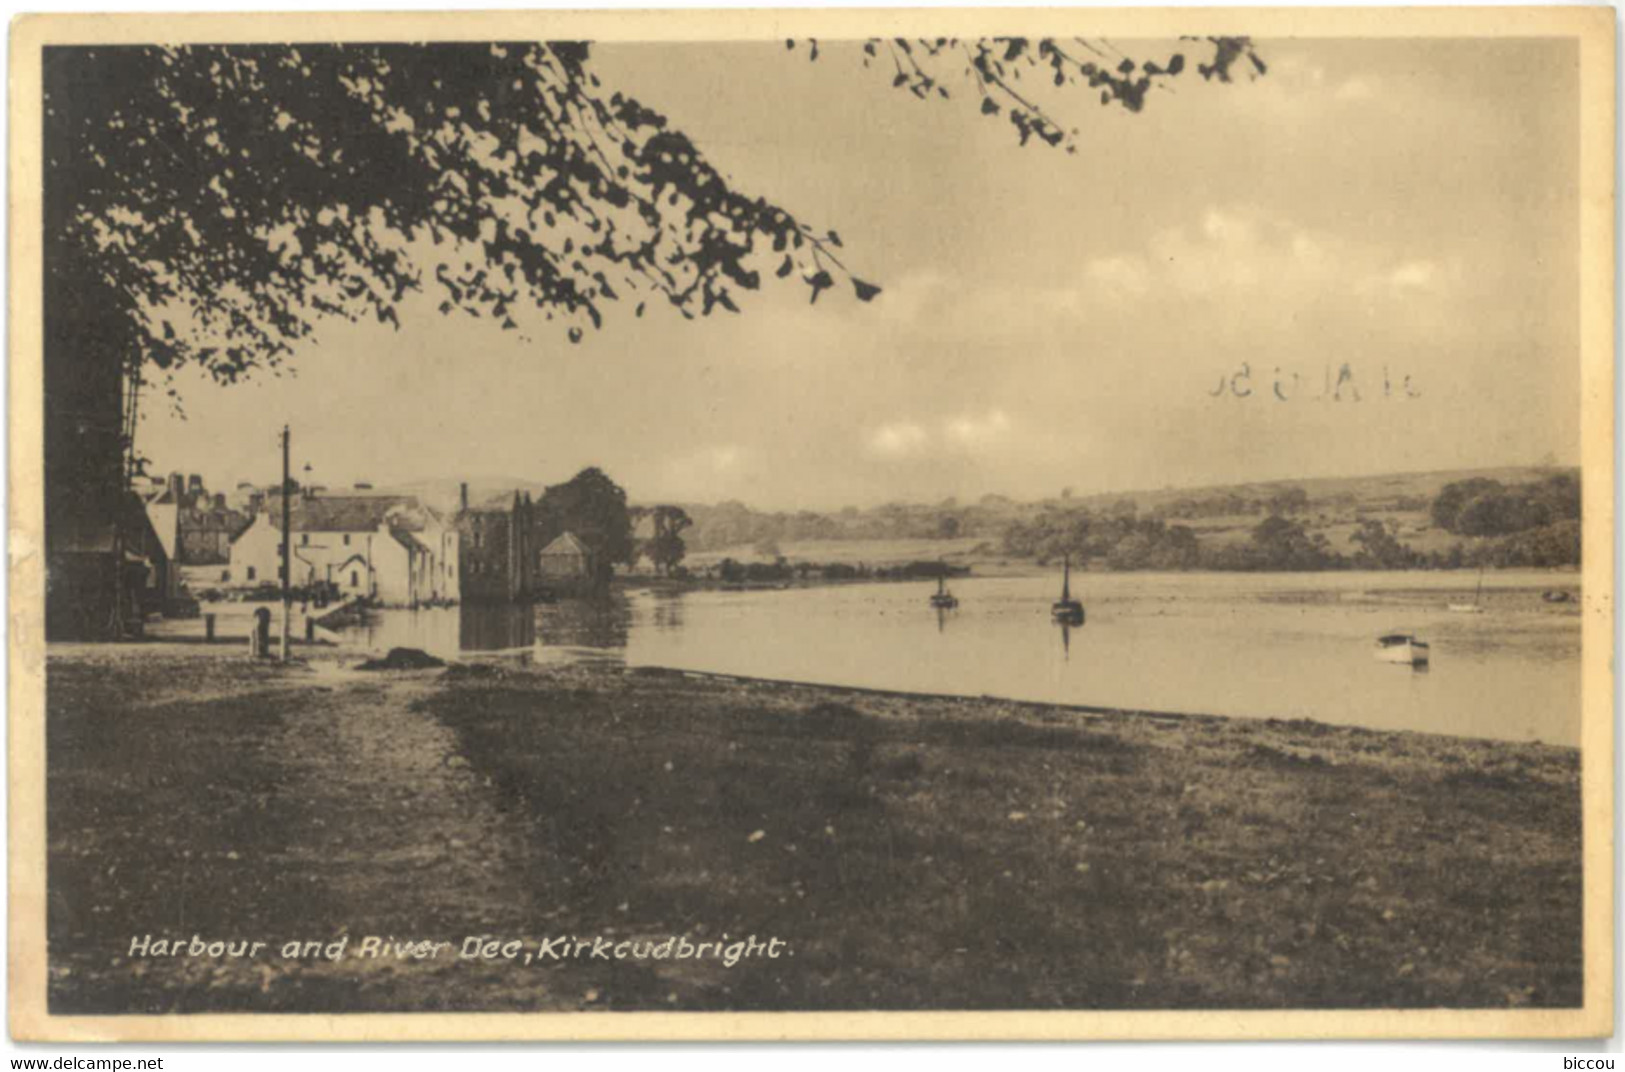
279,424,291,663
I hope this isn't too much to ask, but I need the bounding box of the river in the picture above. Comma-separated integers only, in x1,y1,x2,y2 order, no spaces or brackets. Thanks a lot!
330,570,1584,745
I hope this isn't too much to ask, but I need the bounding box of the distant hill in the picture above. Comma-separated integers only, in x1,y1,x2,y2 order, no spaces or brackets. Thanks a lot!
372,476,551,515
668,465,1578,556
372,464,1577,563
1048,466,1576,517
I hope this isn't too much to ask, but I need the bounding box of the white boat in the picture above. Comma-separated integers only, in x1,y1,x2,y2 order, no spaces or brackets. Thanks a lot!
1448,564,1486,613
1374,633,1430,665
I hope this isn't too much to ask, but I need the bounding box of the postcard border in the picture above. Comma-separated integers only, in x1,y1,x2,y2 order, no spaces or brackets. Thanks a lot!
8,5,1615,1043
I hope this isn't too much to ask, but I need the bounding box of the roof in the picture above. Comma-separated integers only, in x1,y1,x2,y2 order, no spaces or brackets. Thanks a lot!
144,500,180,560
267,495,426,533
539,531,589,558
392,531,430,554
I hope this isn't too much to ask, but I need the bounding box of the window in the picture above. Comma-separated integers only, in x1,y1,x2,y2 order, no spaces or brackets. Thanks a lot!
343,534,351,546
351,570,359,588
301,533,309,546
247,566,256,581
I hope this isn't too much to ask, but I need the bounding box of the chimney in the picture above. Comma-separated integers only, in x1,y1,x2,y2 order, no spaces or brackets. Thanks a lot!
460,482,469,513
167,472,185,504
212,493,225,511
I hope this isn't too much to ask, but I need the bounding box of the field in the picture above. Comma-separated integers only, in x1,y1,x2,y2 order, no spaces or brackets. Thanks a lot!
46,646,1582,1014
667,466,1576,572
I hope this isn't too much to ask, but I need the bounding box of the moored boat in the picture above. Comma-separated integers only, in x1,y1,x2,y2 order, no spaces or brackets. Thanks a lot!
1052,553,1085,626
1447,564,1487,613
929,573,958,610
1374,633,1430,665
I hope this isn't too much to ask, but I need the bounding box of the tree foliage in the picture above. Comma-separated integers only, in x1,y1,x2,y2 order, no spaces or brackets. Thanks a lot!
1430,474,1580,537
812,35,1264,153
639,504,693,575
538,465,634,574
46,36,1263,392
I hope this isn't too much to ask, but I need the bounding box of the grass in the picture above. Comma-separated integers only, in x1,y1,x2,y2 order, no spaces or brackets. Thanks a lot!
46,648,1581,1014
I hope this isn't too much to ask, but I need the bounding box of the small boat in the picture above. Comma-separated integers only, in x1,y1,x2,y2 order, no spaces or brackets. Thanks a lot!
1448,564,1486,613
1052,553,1085,625
1375,633,1430,665
929,574,959,610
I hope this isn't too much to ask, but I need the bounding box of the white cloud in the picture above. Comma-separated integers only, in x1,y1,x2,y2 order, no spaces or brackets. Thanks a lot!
1387,260,1438,290
869,421,929,457
946,409,1012,447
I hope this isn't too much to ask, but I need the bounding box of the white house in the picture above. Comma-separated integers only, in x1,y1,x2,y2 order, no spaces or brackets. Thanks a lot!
228,494,459,606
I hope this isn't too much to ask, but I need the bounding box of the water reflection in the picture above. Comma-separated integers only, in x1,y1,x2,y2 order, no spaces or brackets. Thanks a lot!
334,571,1582,745
536,595,631,650
650,591,686,633
459,602,534,651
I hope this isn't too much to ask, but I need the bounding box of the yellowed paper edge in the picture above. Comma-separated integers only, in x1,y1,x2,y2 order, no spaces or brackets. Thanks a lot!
7,5,1615,1043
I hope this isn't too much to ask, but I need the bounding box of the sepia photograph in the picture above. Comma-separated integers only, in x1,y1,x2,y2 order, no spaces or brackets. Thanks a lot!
8,6,1615,1042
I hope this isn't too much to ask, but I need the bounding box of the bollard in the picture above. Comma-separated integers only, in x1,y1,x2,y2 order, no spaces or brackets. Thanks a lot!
250,607,272,658
204,613,216,643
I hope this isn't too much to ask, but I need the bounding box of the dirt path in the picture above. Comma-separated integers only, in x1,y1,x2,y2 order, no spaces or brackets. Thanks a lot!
254,668,567,1008
49,657,592,1012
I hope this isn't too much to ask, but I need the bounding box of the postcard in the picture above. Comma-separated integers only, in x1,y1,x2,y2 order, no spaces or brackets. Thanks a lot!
8,6,1615,1042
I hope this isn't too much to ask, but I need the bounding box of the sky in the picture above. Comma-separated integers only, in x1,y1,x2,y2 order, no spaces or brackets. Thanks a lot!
137,36,1581,510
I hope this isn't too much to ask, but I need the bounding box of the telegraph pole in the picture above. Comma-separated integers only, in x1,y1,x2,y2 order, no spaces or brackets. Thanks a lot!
280,424,291,662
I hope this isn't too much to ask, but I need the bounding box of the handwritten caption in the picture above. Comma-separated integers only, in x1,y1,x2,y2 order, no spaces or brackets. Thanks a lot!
127,932,789,968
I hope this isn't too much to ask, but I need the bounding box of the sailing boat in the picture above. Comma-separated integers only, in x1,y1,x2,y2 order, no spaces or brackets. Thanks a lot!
1052,553,1085,625
930,572,959,610
1448,563,1487,614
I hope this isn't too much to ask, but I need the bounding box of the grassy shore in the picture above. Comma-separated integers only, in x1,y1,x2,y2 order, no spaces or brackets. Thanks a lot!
46,646,1581,1014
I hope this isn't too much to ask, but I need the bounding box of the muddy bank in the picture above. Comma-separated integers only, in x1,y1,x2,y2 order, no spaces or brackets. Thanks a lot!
45,647,1581,1014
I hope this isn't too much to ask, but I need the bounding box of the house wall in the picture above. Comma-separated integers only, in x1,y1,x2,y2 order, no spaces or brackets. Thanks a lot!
458,510,518,601
370,534,413,606
228,513,282,586
229,512,455,607
537,550,590,579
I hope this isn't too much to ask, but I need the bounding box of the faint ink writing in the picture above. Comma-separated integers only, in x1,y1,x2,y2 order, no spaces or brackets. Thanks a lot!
1209,363,1421,402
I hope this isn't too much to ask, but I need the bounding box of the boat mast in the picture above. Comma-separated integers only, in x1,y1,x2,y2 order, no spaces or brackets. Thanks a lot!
1061,553,1072,602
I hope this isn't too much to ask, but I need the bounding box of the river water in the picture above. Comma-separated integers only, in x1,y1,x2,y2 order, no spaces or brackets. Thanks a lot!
331,570,1584,746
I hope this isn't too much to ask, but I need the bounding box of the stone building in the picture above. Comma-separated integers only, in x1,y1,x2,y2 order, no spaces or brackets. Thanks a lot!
228,493,458,606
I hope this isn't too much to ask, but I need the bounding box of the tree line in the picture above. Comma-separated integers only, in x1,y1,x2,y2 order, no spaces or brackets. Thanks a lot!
1000,473,1580,572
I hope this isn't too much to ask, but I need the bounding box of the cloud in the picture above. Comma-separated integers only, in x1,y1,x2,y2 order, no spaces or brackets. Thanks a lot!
1386,260,1438,290
1079,206,1466,313
946,408,1012,447
868,421,929,457
868,409,1015,460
